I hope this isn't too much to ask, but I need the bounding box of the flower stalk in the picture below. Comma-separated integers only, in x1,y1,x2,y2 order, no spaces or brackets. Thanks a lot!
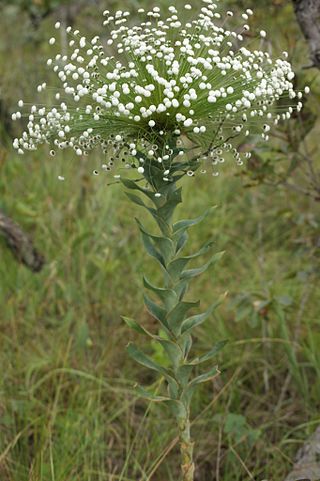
122,148,225,480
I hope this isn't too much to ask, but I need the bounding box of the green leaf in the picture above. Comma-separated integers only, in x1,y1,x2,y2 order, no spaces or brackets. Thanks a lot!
173,206,217,236
192,340,228,364
181,251,225,280
125,191,148,208
136,219,175,265
122,316,148,336
167,300,200,334
176,230,189,254
148,209,171,237
134,385,171,402
120,177,144,191
176,364,194,386
123,318,181,366
180,334,193,358
175,280,189,301
157,187,182,223
188,366,220,387
167,240,215,280
127,344,177,391
143,276,178,310
180,298,223,335
157,339,183,366
139,230,164,266
166,399,188,418
121,177,155,202
143,293,170,330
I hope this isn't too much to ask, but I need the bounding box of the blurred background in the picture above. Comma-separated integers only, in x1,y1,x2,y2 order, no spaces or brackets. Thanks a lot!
0,1,319,480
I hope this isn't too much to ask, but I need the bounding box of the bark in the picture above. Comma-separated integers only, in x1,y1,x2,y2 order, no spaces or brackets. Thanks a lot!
292,0,320,68
285,426,320,481
0,210,44,272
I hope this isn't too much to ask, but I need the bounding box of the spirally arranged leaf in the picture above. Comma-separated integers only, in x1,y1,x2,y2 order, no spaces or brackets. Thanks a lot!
134,385,171,402
180,298,223,335
191,340,228,365
188,365,220,387
127,344,177,388
181,251,225,280
157,187,182,224
143,293,170,328
122,316,150,336
123,317,183,365
136,219,175,265
173,206,217,237
166,300,200,335
143,276,178,310
167,240,215,280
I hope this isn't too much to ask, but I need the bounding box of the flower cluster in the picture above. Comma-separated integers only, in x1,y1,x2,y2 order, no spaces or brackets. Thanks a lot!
12,0,309,185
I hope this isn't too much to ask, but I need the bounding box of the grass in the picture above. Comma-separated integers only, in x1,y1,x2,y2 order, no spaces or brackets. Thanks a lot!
1,1,320,480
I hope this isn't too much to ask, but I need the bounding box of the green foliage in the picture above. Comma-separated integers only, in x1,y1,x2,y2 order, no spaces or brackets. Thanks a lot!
223,413,261,445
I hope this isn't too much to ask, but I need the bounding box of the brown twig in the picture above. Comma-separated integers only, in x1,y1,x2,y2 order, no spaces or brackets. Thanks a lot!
0,210,44,272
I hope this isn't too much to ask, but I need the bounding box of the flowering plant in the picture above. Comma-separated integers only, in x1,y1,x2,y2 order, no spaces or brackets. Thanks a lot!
12,1,308,479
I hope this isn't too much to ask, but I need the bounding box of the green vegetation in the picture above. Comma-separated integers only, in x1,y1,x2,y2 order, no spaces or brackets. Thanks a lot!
0,1,319,480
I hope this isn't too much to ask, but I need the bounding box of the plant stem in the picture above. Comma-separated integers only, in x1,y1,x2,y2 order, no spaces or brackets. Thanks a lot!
124,151,224,481
154,182,196,481
179,415,195,481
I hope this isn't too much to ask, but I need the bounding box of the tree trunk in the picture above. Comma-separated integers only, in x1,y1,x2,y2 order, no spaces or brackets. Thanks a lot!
292,0,320,68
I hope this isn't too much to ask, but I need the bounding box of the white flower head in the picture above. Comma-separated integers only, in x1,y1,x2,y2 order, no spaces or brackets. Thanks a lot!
13,0,306,183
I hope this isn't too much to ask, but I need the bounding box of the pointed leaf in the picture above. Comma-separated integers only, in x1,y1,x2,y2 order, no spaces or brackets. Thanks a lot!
181,251,225,280
125,191,148,208
180,298,223,335
127,344,177,391
174,280,189,301
143,276,178,310
136,219,175,264
166,399,188,418
140,230,164,266
167,300,200,334
173,206,217,236
148,209,171,237
167,241,215,280
177,364,194,386
188,366,220,387
121,177,156,202
176,230,189,254
158,339,183,366
192,340,228,365
143,293,169,330
122,316,151,337
121,177,145,191
157,187,182,223
180,334,193,358
134,385,171,402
